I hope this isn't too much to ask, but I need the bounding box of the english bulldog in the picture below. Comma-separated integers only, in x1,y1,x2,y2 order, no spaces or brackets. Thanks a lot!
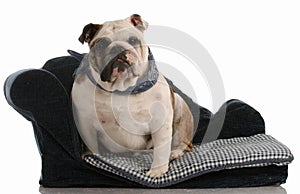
71,14,194,177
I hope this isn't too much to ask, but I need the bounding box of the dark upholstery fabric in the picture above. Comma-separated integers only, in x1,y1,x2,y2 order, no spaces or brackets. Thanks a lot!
169,85,266,144
3,54,287,188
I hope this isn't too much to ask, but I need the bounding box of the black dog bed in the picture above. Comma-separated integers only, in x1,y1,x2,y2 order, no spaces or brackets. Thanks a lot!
4,51,293,188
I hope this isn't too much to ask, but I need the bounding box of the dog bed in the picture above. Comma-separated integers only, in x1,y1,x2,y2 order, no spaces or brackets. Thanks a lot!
85,134,293,188
4,51,293,188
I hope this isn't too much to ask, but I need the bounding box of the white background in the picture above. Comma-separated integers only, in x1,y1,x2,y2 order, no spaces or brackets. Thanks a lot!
0,0,299,193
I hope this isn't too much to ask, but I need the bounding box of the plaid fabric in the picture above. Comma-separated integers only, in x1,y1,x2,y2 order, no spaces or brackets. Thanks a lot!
84,134,293,188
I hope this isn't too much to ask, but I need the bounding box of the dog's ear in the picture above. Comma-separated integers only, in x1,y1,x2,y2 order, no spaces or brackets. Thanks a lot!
78,23,102,44
128,14,148,32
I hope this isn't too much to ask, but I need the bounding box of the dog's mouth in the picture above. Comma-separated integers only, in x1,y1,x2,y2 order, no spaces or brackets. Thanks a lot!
100,51,138,82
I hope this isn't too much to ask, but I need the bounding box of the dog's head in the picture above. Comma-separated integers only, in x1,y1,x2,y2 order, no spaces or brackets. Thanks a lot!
79,14,149,91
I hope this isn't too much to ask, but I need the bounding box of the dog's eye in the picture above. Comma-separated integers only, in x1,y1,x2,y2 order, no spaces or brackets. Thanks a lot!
128,36,140,46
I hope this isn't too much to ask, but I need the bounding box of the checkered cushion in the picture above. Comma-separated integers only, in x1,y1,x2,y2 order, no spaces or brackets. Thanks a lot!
84,134,293,188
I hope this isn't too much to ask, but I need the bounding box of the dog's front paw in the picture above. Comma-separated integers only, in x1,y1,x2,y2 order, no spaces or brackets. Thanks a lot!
146,164,168,178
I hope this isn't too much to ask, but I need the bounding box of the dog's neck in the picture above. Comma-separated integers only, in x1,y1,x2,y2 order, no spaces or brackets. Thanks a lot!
70,48,159,95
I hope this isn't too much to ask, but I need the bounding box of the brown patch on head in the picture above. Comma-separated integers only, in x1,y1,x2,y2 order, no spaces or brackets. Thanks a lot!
78,23,103,44
129,14,148,31
131,14,142,26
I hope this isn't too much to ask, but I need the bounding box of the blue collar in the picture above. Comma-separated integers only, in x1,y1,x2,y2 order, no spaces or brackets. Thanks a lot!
68,48,159,95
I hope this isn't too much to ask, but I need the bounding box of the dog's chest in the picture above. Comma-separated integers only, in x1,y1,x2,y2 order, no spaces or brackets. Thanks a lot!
72,73,173,152
94,76,171,134
95,90,154,133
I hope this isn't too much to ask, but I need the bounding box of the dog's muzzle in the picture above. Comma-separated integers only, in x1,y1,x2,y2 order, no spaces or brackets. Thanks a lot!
101,49,137,82
69,48,159,95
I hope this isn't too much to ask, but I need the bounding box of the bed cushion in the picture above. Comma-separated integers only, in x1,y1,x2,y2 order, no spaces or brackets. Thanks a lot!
84,134,293,188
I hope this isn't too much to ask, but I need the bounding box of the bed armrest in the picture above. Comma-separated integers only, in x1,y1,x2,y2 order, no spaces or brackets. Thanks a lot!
4,69,82,160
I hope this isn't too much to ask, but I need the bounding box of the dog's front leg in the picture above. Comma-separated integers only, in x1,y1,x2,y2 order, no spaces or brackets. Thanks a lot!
146,123,172,178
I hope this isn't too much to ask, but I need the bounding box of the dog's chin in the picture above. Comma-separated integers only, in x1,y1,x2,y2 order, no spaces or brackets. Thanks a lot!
102,65,140,92
100,51,142,82
109,65,139,83
101,55,141,83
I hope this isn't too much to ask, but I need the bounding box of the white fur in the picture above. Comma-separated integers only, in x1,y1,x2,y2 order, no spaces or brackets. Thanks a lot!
72,17,193,177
